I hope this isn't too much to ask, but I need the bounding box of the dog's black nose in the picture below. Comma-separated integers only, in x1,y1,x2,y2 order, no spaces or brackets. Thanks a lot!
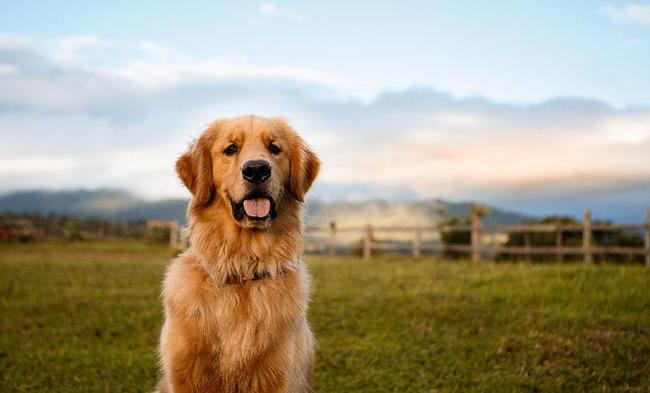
242,160,272,184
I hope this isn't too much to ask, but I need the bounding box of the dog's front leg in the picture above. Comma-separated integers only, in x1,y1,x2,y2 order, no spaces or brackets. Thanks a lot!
159,318,222,393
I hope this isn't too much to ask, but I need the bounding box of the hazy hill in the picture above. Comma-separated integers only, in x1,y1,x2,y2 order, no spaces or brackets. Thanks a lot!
0,189,529,227
306,199,527,228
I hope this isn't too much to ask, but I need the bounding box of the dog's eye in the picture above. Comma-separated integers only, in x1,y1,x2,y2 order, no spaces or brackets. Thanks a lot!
269,142,281,155
223,144,238,156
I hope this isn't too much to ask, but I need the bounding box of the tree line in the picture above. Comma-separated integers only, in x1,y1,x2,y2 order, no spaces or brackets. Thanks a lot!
0,211,162,242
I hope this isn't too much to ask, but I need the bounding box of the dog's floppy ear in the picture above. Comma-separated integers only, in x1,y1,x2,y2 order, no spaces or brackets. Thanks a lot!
279,119,320,202
176,127,218,206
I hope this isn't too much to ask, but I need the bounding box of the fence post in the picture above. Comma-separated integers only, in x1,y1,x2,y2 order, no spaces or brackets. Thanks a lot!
583,210,593,264
363,224,373,260
328,221,337,256
412,228,421,258
644,207,650,268
555,220,563,263
438,225,446,260
523,222,531,263
471,208,481,263
169,220,178,249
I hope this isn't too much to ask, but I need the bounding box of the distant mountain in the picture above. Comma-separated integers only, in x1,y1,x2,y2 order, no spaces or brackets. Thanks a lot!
0,189,530,227
0,189,188,223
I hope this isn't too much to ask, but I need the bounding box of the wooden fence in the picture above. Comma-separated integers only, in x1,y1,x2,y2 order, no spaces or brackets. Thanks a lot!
146,220,180,249
305,208,650,267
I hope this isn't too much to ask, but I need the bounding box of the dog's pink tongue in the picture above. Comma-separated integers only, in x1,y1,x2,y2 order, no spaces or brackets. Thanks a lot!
243,198,271,217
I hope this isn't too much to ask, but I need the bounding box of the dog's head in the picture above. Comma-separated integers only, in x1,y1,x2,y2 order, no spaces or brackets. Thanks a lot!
176,116,320,229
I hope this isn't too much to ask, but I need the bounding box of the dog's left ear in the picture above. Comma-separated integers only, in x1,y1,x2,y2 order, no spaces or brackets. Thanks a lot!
277,119,320,202
290,142,320,202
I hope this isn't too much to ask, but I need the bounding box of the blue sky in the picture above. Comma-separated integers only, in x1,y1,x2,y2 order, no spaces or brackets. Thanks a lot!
2,0,649,105
1,1,650,221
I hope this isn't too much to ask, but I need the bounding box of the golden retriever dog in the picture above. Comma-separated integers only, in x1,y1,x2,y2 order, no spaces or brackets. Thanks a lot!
157,115,320,393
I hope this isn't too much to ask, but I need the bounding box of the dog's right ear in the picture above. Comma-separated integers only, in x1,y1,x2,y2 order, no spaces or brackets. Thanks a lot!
176,131,216,206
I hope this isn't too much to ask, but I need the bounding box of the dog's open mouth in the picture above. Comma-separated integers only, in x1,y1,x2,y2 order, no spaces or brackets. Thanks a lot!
243,198,271,218
230,193,278,221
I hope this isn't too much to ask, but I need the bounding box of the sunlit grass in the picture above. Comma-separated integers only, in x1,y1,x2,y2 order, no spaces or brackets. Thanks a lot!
1,241,649,392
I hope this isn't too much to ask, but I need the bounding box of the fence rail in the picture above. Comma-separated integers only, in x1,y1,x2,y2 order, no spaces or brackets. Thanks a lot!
305,208,650,267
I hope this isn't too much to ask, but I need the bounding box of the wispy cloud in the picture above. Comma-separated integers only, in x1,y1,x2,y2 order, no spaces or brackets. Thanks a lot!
52,35,113,65
601,3,650,26
109,58,342,90
259,3,303,23
133,40,192,63
137,41,176,57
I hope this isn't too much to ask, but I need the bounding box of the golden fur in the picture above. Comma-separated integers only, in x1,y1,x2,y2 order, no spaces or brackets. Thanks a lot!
157,115,320,393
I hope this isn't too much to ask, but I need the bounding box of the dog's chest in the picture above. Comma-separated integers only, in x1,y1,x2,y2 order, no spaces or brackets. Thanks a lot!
195,273,307,363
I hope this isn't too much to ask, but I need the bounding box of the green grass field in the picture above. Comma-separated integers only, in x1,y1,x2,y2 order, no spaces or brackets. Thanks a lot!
1,241,649,392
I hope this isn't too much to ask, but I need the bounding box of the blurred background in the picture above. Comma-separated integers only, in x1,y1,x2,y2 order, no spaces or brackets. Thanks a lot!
1,2,650,392
1,1,650,221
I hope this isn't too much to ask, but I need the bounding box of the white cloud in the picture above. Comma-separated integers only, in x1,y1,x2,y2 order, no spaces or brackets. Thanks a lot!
601,114,650,144
601,4,650,26
0,156,78,175
0,63,17,76
135,40,188,61
259,3,304,23
138,40,173,56
0,32,32,50
108,58,343,90
260,3,277,14
52,35,113,65
2,32,650,218
434,113,483,128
